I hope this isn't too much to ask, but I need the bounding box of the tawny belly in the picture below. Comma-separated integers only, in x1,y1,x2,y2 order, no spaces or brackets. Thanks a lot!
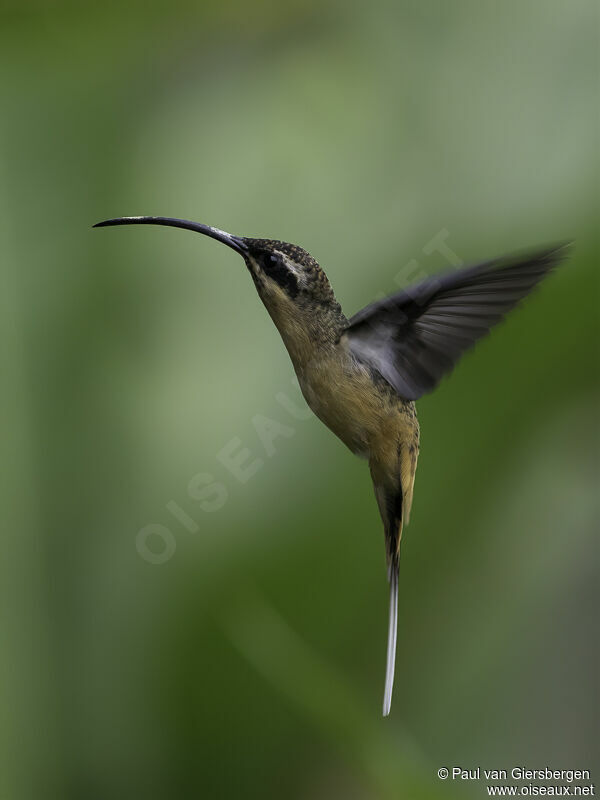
297,359,415,459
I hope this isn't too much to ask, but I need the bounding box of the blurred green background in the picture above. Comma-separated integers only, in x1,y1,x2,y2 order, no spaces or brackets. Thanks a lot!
1,1,598,798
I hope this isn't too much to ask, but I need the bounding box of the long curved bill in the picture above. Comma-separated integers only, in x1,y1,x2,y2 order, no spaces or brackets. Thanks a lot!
93,216,248,255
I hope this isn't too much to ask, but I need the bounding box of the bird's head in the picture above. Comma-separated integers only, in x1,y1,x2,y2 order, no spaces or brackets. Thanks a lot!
94,216,346,362
242,237,337,306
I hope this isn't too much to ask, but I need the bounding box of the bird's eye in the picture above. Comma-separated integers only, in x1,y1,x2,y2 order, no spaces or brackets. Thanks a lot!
262,252,282,270
260,251,299,298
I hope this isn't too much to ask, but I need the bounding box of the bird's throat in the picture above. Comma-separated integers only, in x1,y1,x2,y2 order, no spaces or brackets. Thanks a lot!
258,280,347,369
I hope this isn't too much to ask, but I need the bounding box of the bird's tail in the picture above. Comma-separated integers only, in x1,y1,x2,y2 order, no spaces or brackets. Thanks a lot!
371,448,416,717
383,552,399,716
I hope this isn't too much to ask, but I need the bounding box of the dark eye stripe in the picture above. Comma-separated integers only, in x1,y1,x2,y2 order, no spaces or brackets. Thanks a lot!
263,253,299,299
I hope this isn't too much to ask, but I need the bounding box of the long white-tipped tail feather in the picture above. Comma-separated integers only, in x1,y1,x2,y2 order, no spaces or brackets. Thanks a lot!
382,563,399,716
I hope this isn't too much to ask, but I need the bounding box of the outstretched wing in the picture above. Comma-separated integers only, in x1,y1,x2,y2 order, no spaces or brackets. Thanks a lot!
343,244,570,401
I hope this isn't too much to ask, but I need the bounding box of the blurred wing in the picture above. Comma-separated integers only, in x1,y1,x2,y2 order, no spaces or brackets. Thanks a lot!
343,244,570,401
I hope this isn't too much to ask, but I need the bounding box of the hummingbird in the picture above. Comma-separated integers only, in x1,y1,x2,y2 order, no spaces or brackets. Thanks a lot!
94,215,568,715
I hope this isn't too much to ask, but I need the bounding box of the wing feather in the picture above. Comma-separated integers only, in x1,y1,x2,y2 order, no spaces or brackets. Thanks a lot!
343,244,570,401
